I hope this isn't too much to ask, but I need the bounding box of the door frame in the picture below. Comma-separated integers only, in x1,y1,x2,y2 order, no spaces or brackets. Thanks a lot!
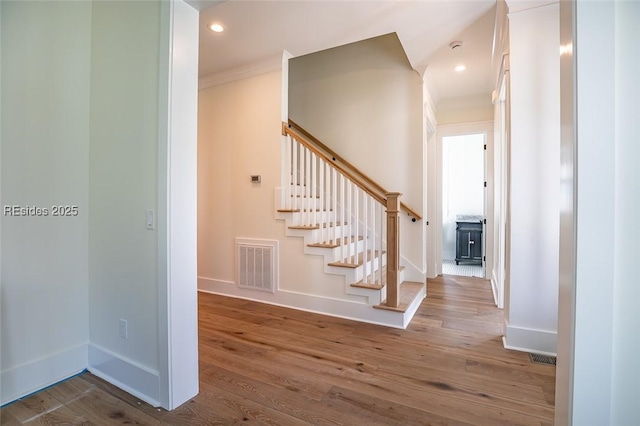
430,121,494,283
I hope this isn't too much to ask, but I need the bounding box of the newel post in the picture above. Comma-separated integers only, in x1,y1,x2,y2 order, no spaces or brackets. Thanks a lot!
385,192,401,308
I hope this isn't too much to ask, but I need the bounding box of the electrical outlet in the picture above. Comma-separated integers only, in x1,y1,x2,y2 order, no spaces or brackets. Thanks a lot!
119,319,128,339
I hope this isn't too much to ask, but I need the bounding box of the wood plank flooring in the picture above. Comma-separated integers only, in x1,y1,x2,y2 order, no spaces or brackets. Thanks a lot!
0,275,555,425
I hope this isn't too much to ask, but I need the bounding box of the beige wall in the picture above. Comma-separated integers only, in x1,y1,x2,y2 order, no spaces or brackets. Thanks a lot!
198,71,281,284
436,105,493,125
197,71,348,299
288,34,425,272
435,95,493,125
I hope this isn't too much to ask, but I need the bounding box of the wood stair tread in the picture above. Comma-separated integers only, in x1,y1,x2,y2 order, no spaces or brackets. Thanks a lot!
327,250,384,268
349,266,405,290
308,236,364,249
288,222,345,230
277,208,333,213
350,282,384,290
374,281,424,313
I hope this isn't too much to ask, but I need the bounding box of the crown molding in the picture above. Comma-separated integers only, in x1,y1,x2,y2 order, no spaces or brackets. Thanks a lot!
199,54,283,90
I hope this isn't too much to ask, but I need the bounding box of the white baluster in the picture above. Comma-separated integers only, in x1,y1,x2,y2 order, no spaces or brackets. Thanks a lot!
286,136,293,210
379,201,384,287
340,174,345,262
292,140,298,213
324,162,330,243
346,180,352,264
354,185,359,268
331,167,342,244
304,148,311,225
363,194,369,283
319,160,325,242
370,196,375,284
311,152,317,228
281,136,286,209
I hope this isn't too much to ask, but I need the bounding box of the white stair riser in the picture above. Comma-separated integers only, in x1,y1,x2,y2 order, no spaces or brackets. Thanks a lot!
276,210,396,305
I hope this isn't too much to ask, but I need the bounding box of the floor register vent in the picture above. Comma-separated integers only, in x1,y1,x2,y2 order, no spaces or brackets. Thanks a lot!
236,238,279,293
529,353,557,366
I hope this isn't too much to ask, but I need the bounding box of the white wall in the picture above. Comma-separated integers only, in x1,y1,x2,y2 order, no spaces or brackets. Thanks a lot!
424,90,439,279
611,3,640,423
289,33,425,273
0,0,198,409
505,2,559,355
489,0,510,309
87,0,163,405
0,1,91,404
556,1,640,424
492,68,509,309
559,1,617,423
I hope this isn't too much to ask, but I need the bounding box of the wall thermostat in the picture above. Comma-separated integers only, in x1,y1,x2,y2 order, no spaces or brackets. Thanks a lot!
250,175,261,183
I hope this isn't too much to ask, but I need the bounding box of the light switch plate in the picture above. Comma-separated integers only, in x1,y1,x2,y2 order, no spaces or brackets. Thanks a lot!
146,209,155,230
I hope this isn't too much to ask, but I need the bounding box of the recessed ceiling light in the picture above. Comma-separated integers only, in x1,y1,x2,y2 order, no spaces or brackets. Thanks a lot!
454,65,466,72
209,23,224,33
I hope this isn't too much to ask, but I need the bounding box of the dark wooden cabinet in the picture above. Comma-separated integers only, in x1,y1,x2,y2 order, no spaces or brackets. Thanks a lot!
455,220,483,265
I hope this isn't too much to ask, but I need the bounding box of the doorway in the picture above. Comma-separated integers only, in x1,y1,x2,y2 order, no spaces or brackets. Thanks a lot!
441,133,485,277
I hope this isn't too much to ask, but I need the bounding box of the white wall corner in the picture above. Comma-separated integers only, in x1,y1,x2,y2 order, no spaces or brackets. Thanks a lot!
157,0,199,411
491,270,499,307
422,75,438,127
1,344,88,406
506,0,559,15
281,50,293,122
503,323,557,356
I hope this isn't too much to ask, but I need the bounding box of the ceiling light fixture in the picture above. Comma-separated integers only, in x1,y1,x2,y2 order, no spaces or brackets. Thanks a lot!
454,65,466,72
209,23,224,33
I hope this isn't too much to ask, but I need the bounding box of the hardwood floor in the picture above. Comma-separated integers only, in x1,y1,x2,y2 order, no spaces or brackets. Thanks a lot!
1,275,555,425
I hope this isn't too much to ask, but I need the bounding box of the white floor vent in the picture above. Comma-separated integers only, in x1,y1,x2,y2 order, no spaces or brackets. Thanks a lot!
236,238,278,293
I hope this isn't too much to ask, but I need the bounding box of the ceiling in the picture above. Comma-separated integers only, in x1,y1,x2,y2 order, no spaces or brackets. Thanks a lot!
191,0,496,107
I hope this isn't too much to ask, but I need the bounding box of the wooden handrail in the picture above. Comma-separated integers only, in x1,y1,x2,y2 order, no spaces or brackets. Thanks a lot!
283,122,387,206
286,120,422,221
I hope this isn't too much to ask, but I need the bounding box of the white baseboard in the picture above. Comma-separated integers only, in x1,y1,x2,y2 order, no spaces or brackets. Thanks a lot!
400,255,427,283
88,344,160,407
503,324,557,356
401,285,427,328
1,343,88,406
199,276,412,329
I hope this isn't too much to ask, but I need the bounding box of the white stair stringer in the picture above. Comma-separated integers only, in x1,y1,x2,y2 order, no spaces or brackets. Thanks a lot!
276,209,405,305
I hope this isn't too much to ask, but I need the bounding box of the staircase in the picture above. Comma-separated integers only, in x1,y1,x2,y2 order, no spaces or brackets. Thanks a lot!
276,120,425,328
